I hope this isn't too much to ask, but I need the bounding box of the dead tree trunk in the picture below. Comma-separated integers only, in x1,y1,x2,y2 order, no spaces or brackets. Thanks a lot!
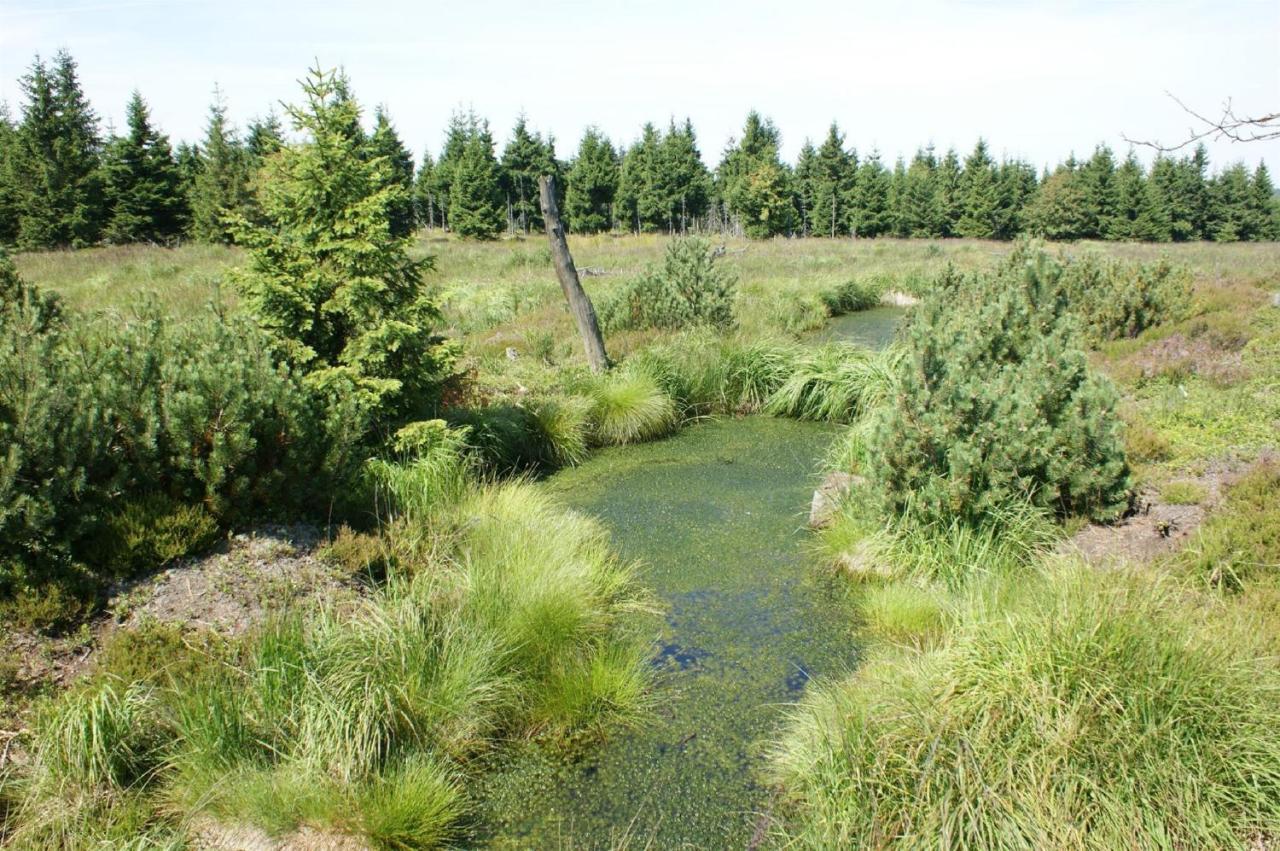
539,175,609,373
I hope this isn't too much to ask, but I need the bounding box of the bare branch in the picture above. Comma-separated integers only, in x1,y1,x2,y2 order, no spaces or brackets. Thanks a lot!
1123,92,1280,153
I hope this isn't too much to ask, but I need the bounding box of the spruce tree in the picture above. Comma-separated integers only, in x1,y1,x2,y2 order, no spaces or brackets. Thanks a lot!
232,65,453,422
413,149,440,229
500,115,558,233
245,112,285,163
11,51,104,248
811,123,856,237
1207,163,1253,242
189,90,249,243
1249,163,1280,240
935,148,964,236
432,112,471,232
793,140,819,236
0,103,18,244
1027,161,1088,240
100,91,186,244
992,159,1037,240
1077,144,1119,239
565,127,619,233
368,106,416,237
955,139,998,238
887,157,909,237
851,151,892,237
616,123,666,232
448,116,503,239
898,148,941,237
1108,151,1170,241
659,118,711,232
715,111,793,238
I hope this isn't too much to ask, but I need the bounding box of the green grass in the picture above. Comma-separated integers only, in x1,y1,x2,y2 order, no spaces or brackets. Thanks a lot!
582,370,677,446
764,343,899,422
11,470,653,847
771,563,1280,850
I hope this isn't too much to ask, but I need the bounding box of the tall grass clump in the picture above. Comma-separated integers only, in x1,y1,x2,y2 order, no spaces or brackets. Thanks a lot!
367,419,474,523
765,343,899,423
821,498,1055,587
623,332,796,416
13,473,652,846
772,564,1280,849
819,276,886,315
582,370,677,446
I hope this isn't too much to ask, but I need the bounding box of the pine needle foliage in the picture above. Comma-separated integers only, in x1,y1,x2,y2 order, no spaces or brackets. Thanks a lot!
871,245,1132,526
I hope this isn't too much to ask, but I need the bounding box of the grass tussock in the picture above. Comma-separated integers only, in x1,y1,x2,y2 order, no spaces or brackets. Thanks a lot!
765,344,899,423
772,564,1280,850
583,370,677,446
11,464,653,847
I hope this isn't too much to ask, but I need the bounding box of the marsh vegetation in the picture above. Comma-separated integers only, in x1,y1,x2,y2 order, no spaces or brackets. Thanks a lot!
2,61,1279,851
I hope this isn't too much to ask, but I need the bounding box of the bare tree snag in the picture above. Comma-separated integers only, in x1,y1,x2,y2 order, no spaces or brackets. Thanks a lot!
538,175,609,373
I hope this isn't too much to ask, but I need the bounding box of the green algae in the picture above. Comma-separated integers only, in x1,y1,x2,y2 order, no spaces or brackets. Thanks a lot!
473,417,858,848
474,310,903,847
814,305,904,348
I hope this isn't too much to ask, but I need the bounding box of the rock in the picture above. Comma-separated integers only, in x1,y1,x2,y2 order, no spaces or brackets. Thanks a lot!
808,471,864,528
1271,291,1280,308
881,290,920,307
505,346,519,360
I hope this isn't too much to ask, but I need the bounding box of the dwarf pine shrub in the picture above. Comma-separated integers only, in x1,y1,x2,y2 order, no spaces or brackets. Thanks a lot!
871,248,1132,526
0,257,367,604
598,236,736,332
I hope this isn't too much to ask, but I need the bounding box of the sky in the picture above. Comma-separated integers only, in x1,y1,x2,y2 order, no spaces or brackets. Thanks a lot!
1,0,1277,172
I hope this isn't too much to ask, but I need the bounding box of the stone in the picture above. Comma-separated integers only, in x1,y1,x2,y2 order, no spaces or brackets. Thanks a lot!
808,471,865,528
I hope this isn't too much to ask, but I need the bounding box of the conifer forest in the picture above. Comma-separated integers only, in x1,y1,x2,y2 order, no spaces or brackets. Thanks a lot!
1,16,1279,851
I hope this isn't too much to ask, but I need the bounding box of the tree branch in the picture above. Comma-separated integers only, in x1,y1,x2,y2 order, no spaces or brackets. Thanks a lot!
1123,92,1280,153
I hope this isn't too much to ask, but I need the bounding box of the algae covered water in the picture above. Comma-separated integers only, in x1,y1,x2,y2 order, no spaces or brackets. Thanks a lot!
476,417,858,848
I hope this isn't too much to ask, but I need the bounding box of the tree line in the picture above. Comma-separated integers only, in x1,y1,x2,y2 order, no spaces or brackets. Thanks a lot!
1,51,1276,250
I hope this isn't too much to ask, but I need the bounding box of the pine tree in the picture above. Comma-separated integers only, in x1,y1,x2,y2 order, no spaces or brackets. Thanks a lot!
955,139,998,238
100,91,186,244
659,118,711,232
232,65,453,422
11,51,104,248
564,126,618,234
715,111,793,238
189,89,249,243
368,106,416,237
851,151,892,237
1108,151,1170,241
448,116,503,239
811,123,856,237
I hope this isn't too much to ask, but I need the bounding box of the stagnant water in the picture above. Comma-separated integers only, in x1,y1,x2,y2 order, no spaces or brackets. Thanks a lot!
475,310,902,849
476,418,854,848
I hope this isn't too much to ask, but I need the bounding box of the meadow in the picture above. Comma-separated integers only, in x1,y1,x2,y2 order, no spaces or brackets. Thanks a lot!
3,233,1279,848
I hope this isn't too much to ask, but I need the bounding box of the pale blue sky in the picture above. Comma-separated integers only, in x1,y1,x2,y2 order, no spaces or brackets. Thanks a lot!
1,0,1277,170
